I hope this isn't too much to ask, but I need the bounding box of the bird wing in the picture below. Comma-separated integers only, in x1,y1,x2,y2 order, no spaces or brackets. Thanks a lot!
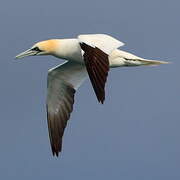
78,34,124,54
47,61,87,156
78,34,124,103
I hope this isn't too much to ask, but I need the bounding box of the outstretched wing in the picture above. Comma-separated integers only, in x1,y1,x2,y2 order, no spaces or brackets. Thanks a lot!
80,43,109,103
47,61,87,156
78,34,124,103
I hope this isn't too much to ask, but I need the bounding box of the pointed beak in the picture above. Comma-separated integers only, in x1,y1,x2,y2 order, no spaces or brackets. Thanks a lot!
15,49,38,59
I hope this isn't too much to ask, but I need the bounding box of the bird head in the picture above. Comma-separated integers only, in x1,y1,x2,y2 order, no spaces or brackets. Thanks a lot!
15,39,59,59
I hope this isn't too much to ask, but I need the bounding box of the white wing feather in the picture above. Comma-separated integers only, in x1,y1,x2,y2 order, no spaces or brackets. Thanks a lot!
78,34,124,54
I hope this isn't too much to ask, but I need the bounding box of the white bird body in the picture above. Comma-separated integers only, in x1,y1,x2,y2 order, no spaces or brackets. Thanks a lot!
51,39,83,62
15,34,168,156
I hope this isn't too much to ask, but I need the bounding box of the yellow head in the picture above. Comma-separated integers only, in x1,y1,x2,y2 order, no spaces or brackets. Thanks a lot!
15,39,60,59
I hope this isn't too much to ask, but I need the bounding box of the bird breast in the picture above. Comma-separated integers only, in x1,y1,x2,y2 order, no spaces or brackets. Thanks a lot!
53,39,83,63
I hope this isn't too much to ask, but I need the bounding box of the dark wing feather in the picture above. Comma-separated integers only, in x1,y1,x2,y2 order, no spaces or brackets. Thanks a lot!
47,82,75,156
80,43,109,103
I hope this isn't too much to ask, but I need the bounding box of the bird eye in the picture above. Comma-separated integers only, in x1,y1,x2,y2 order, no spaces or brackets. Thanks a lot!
31,47,42,52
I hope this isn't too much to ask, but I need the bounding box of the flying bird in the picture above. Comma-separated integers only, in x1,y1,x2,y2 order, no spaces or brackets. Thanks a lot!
15,34,168,156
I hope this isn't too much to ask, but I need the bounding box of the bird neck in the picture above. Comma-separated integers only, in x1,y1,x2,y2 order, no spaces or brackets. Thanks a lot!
53,39,82,61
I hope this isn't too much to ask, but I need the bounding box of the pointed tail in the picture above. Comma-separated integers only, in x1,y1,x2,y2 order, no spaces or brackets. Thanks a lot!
136,59,170,66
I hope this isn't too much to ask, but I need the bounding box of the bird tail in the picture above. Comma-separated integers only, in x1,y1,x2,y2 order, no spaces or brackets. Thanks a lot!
136,59,170,66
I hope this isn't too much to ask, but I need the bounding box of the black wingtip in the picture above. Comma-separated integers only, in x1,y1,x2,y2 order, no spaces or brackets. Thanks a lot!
52,149,60,157
51,142,62,157
99,99,104,104
53,151,59,157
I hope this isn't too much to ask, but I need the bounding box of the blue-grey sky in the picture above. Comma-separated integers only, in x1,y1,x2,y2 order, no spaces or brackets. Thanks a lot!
0,0,179,179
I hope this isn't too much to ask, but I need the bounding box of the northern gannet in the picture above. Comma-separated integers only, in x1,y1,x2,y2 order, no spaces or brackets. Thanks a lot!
15,34,168,156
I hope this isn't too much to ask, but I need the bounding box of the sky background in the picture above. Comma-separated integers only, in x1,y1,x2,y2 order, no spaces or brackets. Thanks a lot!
0,0,180,179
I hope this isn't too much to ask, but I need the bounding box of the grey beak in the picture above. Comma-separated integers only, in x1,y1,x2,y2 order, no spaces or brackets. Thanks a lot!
15,49,38,59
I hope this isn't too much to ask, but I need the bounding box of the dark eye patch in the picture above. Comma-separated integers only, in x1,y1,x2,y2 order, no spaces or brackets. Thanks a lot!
31,47,42,52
